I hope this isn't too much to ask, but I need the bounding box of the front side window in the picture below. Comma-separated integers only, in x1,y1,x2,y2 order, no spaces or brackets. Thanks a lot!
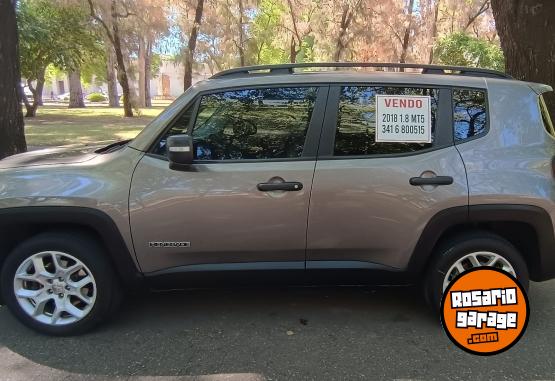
191,87,317,160
334,86,438,156
152,105,194,156
453,89,488,141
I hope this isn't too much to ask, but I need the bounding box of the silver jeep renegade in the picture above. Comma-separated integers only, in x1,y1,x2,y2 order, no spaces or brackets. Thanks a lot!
1,63,554,335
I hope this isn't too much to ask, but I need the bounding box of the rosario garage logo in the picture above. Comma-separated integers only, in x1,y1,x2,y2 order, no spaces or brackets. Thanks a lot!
441,267,529,355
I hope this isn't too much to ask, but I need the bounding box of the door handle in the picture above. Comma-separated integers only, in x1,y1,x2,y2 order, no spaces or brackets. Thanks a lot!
257,181,303,192
409,176,453,186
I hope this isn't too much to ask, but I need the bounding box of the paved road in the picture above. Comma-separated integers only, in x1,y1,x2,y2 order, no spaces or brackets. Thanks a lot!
0,281,554,381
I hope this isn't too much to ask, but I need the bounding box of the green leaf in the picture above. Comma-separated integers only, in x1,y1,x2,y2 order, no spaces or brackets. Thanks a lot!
434,32,505,72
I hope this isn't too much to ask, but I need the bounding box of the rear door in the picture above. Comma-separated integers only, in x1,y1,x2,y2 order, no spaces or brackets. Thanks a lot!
130,85,328,273
306,84,468,272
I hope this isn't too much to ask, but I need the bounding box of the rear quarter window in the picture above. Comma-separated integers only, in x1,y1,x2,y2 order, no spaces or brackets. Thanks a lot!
539,94,555,138
453,89,488,142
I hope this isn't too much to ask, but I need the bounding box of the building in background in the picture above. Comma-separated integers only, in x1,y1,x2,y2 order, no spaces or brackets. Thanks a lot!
41,59,212,101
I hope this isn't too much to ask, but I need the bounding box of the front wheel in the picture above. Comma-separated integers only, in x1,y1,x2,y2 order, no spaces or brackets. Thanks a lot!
424,231,529,311
1,231,122,336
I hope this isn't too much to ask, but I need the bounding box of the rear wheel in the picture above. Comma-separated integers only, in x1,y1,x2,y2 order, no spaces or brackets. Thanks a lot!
1,231,122,336
424,231,529,311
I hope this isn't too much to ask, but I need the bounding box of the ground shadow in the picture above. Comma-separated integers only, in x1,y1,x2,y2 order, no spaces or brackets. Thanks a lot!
0,283,554,380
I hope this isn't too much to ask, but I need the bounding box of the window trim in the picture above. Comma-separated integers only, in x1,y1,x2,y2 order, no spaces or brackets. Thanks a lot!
148,84,330,163
317,83,453,160
452,86,491,145
147,97,201,157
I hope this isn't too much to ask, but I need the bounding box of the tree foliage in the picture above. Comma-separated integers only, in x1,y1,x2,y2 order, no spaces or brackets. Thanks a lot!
14,0,511,116
251,0,288,64
18,0,99,81
435,32,504,71
81,47,109,86
18,0,99,116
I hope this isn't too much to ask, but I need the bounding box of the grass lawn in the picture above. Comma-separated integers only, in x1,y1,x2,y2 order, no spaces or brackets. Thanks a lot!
24,102,170,149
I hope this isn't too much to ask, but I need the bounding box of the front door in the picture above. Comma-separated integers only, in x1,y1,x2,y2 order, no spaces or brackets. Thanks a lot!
306,85,469,272
130,85,327,273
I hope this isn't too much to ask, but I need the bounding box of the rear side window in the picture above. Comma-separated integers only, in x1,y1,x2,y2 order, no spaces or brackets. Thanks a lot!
192,87,317,160
539,94,555,138
334,86,438,156
453,89,488,141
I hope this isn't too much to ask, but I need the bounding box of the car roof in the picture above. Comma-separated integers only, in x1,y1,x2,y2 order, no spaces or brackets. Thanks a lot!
195,69,553,96
195,70,505,92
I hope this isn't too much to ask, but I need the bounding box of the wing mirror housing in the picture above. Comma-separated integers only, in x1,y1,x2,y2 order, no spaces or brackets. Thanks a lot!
167,135,193,168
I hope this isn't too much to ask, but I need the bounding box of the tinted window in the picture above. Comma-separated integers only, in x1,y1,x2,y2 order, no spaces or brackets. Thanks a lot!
335,86,438,156
192,87,317,160
539,94,555,138
453,89,487,141
152,105,194,156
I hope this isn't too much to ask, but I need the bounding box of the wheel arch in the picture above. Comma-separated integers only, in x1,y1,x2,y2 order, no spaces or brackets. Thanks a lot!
409,204,555,282
0,206,143,300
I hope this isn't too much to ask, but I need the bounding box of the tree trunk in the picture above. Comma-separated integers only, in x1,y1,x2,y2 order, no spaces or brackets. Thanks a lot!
428,0,441,64
24,88,39,117
35,87,43,106
34,66,45,106
237,0,246,66
34,68,45,109
68,69,85,108
0,0,26,159
491,0,555,115
110,0,133,117
399,0,416,65
145,38,152,107
286,0,304,63
290,35,297,63
137,36,146,108
105,42,119,107
24,66,45,118
21,86,33,117
334,5,352,62
184,0,204,91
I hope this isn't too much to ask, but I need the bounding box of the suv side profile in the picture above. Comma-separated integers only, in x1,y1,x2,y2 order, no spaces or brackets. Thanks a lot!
1,63,554,336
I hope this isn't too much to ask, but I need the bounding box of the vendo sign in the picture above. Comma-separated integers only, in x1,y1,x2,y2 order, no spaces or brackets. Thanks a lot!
375,94,432,143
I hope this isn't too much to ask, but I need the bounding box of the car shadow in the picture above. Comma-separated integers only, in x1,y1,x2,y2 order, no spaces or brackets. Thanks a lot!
0,283,554,380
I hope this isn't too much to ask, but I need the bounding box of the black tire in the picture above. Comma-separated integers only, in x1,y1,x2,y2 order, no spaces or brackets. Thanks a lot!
0,231,122,336
424,231,529,312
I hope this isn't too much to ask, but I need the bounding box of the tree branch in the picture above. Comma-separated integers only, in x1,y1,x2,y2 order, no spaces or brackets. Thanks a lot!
464,0,490,32
287,0,302,45
86,0,115,46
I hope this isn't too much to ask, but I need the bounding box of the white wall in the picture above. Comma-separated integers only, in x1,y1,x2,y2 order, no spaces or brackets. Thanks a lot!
39,59,211,100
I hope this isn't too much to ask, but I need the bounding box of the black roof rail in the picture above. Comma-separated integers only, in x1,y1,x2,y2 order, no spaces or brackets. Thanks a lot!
210,62,512,80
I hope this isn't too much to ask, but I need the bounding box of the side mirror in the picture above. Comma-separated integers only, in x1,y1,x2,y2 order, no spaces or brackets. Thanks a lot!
167,135,193,167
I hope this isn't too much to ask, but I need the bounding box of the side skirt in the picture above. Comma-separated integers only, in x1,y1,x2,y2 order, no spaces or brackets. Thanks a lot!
144,261,411,289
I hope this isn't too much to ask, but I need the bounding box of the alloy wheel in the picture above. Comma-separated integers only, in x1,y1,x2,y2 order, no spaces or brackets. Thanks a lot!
442,251,517,292
13,251,97,326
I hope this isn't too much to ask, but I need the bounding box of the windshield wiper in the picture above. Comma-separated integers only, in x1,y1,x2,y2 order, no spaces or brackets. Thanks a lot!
94,140,131,154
